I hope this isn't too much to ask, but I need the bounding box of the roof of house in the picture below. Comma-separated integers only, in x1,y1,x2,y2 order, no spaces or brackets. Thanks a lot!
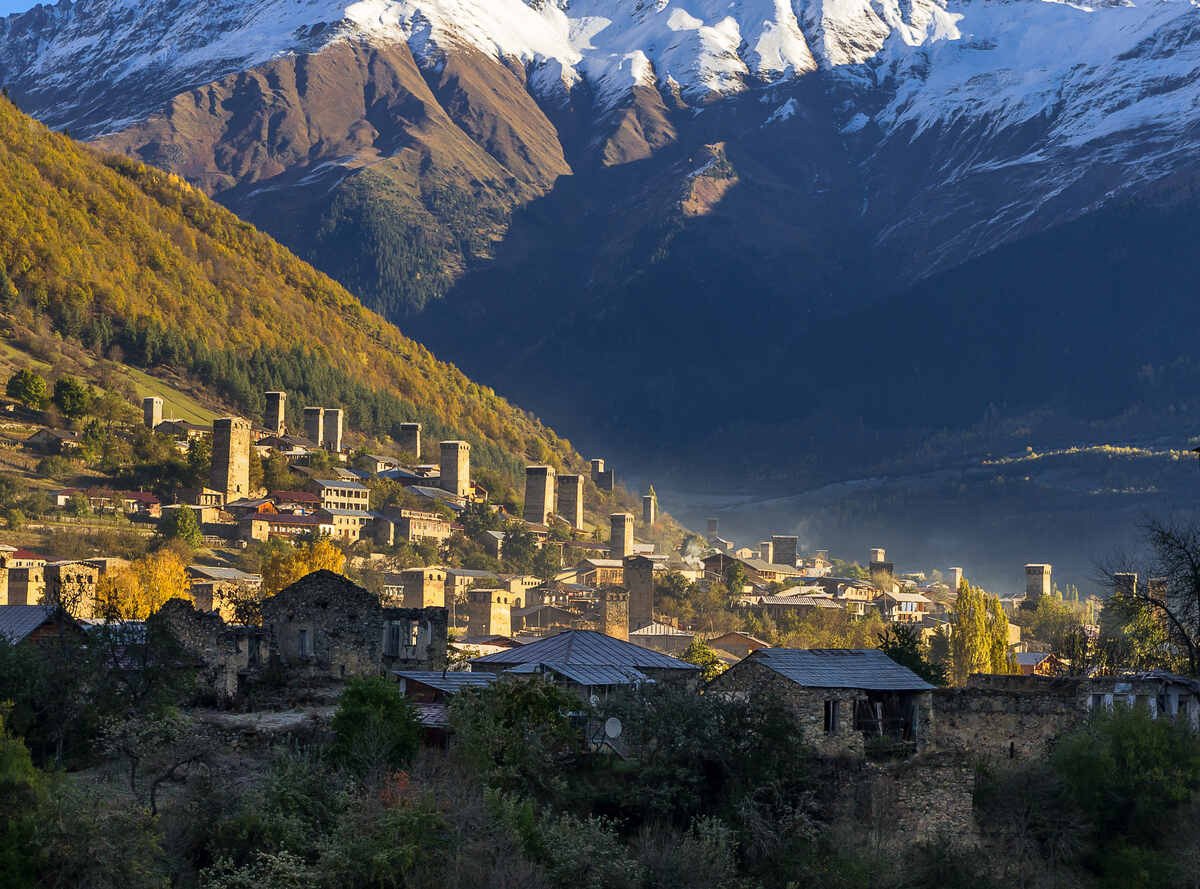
0,605,62,644
504,661,652,687
630,621,693,637
708,631,771,648
884,591,932,604
270,490,320,502
313,478,369,491
187,565,262,584
748,648,935,691
1015,651,1054,667
392,670,497,694
471,629,699,672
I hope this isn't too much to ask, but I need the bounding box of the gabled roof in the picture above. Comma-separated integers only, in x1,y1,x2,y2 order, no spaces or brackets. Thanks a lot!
392,670,497,694
505,661,652,687
471,629,699,672
630,621,693,637
0,605,63,644
1015,651,1054,667
748,648,935,691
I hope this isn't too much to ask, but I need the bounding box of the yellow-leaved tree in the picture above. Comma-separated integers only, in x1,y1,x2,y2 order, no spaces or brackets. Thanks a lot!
262,539,347,596
97,549,190,620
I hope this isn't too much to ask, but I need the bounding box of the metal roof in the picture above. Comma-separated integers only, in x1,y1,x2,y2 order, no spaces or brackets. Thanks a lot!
472,629,699,672
188,564,262,583
1015,652,1053,666
750,648,935,691
392,670,497,694
0,605,59,644
313,478,369,490
504,661,652,687
630,621,693,637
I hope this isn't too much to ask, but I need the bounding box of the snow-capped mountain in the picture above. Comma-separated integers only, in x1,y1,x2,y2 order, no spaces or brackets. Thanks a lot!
4,0,1200,507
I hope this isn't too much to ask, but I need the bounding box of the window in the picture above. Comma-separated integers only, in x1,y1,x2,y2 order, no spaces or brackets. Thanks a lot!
824,700,840,734
298,628,311,657
385,623,401,657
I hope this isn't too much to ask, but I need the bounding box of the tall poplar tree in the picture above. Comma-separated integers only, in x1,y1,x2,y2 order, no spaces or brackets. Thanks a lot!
949,580,1017,684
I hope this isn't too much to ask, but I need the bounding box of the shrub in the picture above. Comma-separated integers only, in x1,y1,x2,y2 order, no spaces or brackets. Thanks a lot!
330,677,421,780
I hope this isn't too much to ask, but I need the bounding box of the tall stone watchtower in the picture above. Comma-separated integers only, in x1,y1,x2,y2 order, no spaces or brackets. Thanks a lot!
398,422,421,460
303,406,324,446
772,535,799,568
142,396,163,430
759,541,774,564
465,588,511,638
623,554,656,631
264,391,286,436
598,587,630,641
948,567,964,594
1025,564,1052,601
642,484,658,526
211,417,252,500
610,513,634,559
556,474,584,529
400,566,446,608
590,457,615,491
322,408,344,452
439,441,471,499
523,465,556,525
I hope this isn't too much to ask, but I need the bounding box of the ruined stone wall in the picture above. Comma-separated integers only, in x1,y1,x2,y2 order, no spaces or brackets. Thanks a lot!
381,605,448,669
932,676,1088,761
152,598,265,701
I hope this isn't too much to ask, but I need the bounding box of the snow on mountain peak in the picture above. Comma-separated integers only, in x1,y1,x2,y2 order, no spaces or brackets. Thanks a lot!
1,0,1199,150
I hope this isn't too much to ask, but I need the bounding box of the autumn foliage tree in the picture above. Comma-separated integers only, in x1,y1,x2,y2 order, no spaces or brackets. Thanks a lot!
261,538,347,595
949,581,1016,684
97,549,190,620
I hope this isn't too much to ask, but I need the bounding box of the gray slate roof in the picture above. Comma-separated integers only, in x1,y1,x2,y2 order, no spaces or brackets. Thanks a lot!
392,670,497,694
751,648,935,691
471,629,698,672
0,605,59,644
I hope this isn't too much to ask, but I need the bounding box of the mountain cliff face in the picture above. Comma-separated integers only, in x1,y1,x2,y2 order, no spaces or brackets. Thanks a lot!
4,0,1200,562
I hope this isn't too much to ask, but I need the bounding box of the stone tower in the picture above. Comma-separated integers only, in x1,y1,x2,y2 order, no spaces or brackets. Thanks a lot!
624,555,655,631
610,512,634,559
706,518,719,538
523,465,556,525
599,587,630,641
264,391,286,436
642,484,658,526
466,588,511,638
322,408,344,452
759,541,774,564
439,441,471,498
948,567,964,594
1025,564,1052,601
869,547,887,564
142,396,163,430
772,535,799,568
303,406,324,446
398,422,421,460
211,417,251,501
400,567,446,608
590,457,614,491
556,474,584,529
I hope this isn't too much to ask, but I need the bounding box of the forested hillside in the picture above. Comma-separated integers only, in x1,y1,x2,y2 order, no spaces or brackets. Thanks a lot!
0,94,576,478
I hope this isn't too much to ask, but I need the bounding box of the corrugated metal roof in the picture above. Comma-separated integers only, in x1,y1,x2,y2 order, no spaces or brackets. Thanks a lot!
0,605,58,644
392,670,497,694
751,648,934,691
188,564,262,583
472,629,698,672
630,621,693,637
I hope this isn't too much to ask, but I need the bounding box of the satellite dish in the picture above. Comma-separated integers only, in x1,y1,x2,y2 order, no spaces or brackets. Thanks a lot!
604,717,623,739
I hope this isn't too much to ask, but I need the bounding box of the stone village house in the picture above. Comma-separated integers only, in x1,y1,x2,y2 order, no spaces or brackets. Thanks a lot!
152,570,448,700
708,648,935,757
